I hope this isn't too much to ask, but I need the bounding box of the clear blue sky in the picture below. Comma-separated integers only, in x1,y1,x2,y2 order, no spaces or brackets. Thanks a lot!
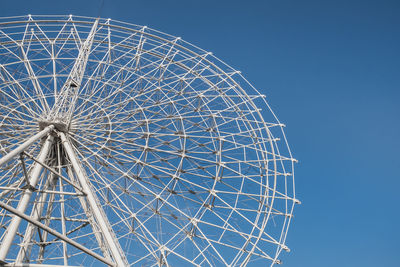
1,0,399,266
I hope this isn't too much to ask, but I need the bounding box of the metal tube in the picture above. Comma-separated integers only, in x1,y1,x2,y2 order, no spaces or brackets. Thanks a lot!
23,151,86,194
57,142,68,266
59,132,127,266
0,135,54,260
0,200,115,267
0,125,54,168
65,165,112,262
38,175,57,263
16,172,56,263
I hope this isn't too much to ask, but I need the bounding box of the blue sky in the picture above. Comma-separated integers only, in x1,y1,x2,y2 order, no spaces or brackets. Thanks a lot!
1,0,399,266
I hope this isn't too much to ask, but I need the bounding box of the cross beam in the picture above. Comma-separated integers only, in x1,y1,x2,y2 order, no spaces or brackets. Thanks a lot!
0,135,54,260
0,199,115,266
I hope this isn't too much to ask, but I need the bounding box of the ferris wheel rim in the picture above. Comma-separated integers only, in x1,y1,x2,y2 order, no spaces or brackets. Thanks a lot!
0,14,297,266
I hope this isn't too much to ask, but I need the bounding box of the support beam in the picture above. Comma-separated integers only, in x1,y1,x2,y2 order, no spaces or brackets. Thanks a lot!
65,165,112,262
0,125,54,168
50,19,99,123
37,175,57,263
22,151,85,194
57,142,68,266
0,200,115,267
60,177,68,266
59,132,127,267
0,135,54,261
15,173,56,263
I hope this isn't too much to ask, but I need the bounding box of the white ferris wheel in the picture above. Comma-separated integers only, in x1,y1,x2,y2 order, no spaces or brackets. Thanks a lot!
0,15,298,267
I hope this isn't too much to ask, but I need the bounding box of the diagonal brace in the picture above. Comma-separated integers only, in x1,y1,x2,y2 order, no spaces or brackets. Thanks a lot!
0,199,115,266
0,125,54,168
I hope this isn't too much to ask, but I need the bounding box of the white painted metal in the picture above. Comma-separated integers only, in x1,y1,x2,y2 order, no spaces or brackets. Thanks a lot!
65,164,113,262
37,174,57,263
59,132,127,267
19,15,50,113
0,135,54,261
58,144,68,266
0,125,54,168
22,151,86,194
0,15,297,266
15,173,57,263
49,18,99,124
0,199,115,266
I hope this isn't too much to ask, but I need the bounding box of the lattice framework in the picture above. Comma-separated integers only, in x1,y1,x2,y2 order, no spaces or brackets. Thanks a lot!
0,15,298,266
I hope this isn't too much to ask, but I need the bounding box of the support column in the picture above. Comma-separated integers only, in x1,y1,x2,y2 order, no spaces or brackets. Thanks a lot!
0,199,115,266
66,165,112,262
59,132,127,267
15,173,56,263
0,134,54,261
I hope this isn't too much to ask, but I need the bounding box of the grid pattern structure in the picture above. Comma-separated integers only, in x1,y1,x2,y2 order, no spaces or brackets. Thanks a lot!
0,15,298,266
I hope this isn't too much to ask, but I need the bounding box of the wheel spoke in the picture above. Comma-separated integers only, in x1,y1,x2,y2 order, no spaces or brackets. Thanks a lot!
0,15,297,266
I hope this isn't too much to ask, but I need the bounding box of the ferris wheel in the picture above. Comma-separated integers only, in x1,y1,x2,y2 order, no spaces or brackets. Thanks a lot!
0,15,298,266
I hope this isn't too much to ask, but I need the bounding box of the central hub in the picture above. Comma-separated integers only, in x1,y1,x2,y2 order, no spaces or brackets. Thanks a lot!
38,119,69,133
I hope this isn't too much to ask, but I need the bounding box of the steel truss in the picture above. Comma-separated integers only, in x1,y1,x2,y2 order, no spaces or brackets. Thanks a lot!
0,15,298,266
